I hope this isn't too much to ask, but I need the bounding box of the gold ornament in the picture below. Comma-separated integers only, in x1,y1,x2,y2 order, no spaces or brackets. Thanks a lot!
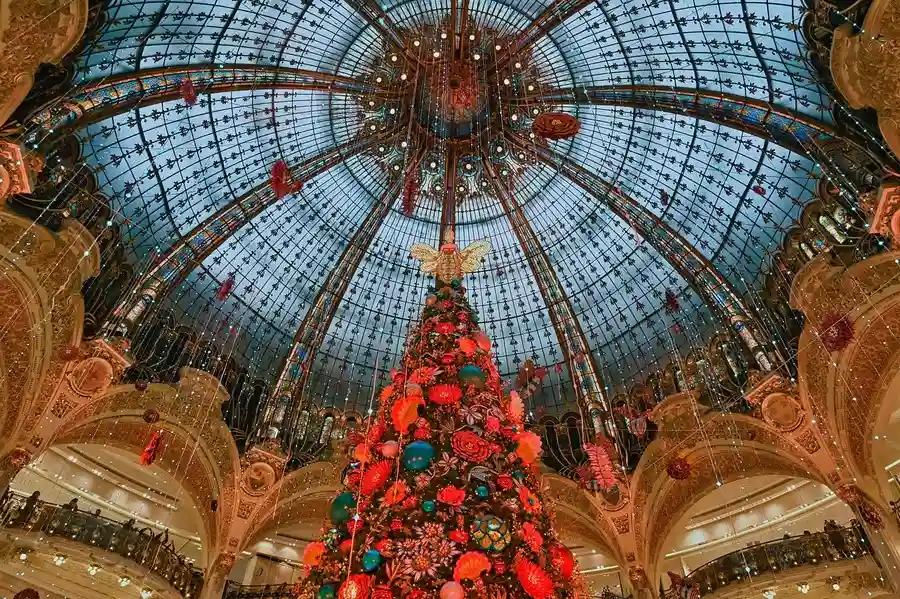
410,228,491,282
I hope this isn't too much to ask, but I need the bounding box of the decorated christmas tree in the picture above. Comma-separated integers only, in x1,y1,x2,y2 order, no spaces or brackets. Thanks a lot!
296,235,586,599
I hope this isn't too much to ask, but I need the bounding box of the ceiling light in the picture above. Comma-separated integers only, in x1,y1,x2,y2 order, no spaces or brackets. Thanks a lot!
87,564,101,576
368,101,376,106
763,591,776,599
53,554,67,566
375,77,383,83
514,62,522,68
119,576,132,588
400,73,407,80
413,40,420,46
832,584,841,591
18,552,27,562
495,44,501,50
797,584,810,594
532,108,539,115
473,54,480,60
141,589,154,599
389,108,396,114
430,162,437,168
469,34,475,40
527,85,534,91
390,55,397,62
400,141,408,148
433,51,441,58
511,114,518,121
503,78,510,85
369,125,376,131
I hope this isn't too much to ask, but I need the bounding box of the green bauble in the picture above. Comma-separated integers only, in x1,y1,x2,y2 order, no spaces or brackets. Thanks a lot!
403,441,435,471
362,549,383,572
471,514,512,552
330,492,357,524
458,364,486,388
317,584,337,599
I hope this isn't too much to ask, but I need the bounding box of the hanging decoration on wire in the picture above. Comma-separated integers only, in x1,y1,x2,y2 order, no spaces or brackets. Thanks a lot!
578,434,618,491
215,273,236,302
140,431,163,466
660,189,670,206
817,312,854,352
271,160,304,200
664,289,680,314
180,78,198,106
402,170,420,216
532,112,581,140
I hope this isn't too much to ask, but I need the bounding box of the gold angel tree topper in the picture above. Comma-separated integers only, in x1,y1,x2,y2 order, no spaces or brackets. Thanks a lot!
410,228,491,282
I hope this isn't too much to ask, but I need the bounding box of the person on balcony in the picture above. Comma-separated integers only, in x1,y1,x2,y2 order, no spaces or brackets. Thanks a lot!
15,492,40,526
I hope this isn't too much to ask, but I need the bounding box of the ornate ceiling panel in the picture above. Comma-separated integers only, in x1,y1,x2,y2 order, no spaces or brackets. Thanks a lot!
63,0,835,413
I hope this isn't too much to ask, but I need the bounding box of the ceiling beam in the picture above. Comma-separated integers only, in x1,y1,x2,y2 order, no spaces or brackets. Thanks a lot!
260,148,423,449
509,85,839,157
25,64,398,143
506,132,778,373
491,0,594,72
344,0,423,67
481,150,612,440
106,129,401,334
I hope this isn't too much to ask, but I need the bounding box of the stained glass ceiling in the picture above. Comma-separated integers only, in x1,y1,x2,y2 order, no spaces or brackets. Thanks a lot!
67,0,829,415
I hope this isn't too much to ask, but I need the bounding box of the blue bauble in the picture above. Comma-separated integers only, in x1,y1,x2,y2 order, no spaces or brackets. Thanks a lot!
403,441,435,471
318,584,337,599
423,500,436,513
511,470,526,481
458,364,486,389
475,484,490,498
362,549,383,572
330,492,357,524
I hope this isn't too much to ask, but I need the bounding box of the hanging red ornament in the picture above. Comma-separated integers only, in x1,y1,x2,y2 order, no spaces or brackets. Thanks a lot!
660,189,669,206
664,289,680,314
215,273,236,301
549,544,576,579
180,78,198,106
666,456,691,480
752,184,766,196
142,409,160,424
14,589,39,599
402,172,420,216
582,435,618,490
140,431,163,466
817,312,854,352
532,112,581,140
135,380,149,392
271,160,304,200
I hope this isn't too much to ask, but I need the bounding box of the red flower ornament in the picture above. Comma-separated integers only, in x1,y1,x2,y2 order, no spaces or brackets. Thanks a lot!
360,461,392,495
515,559,555,599
817,312,854,352
437,485,466,506
435,321,455,335
338,574,372,599
451,430,492,462
429,384,463,405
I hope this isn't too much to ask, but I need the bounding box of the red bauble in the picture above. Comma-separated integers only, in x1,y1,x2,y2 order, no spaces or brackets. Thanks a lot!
549,544,576,579
532,112,581,140
666,457,691,480
135,380,149,392
142,409,160,424
429,384,462,405
180,78,198,106
818,312,854,352
215,273,236,301
14,589,39,599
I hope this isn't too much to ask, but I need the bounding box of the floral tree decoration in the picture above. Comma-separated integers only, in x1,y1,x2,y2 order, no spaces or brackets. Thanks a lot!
295,238,586,599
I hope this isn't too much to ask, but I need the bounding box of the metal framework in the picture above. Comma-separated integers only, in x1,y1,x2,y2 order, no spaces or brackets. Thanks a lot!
259,151,421,448
26,65,396,143
108,129,400,332
506,132,777,372
510,85,840,157
344,0,423,66
490,0,594,72
482,152,610,439
441,143,459,244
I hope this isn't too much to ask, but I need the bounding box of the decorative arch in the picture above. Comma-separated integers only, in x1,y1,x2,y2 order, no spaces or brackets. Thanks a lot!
242,460,344,548
543,474,624,564
0,209,98,459
631,395,829,581
49,369,242,561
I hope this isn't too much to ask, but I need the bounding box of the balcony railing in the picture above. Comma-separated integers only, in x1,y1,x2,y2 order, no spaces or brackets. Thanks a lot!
666,525,873,598
0,491,203,598
223,581,294,599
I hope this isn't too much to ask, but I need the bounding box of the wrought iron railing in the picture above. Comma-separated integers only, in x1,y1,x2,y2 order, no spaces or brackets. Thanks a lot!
664,525,873,599
223,581,294,599
0,491,203,598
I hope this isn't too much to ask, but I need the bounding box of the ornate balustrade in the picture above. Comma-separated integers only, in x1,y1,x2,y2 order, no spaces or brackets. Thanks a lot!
665,525,872,599
222,581,294,599
0,491,204,598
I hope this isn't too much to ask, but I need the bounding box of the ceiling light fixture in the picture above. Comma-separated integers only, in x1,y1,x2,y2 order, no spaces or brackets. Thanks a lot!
119,576,132,587
141,589,154,599
87,564,101,576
